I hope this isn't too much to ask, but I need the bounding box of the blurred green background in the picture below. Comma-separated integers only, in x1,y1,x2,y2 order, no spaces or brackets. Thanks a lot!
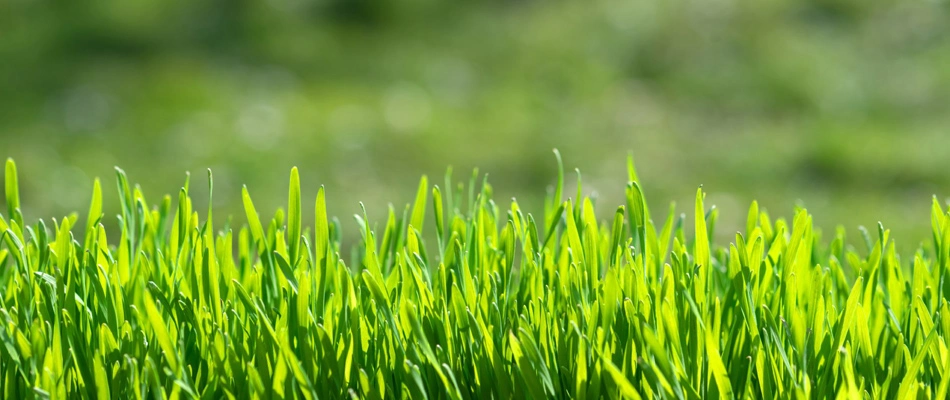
2,0,949,248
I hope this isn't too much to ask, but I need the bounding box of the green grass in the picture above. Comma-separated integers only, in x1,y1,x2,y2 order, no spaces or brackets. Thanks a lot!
2,152,950,399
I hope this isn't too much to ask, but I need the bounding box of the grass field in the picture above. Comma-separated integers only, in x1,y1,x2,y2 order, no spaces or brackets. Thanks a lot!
3,153,950,398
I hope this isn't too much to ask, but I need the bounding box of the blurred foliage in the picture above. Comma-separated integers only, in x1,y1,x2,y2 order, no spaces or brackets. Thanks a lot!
1,0,949,248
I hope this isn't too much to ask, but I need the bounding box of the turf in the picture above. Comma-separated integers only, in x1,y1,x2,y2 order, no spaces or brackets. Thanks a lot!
1,152,949,399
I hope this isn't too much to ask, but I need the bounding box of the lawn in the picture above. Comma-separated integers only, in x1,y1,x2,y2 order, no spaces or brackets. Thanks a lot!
2,153,949,398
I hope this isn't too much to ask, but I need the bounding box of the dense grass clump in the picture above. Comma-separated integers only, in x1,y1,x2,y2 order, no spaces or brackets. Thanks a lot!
2,152,950,399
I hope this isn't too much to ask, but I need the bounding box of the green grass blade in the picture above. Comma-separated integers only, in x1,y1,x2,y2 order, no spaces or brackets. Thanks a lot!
410,175,428,234
288,167,302,264
4,158,21,227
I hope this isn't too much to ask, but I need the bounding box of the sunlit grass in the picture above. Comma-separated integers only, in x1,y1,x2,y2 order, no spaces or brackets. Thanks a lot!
1,151,949,399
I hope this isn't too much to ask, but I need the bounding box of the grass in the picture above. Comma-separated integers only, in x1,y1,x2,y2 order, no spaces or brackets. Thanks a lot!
1,151,950,399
